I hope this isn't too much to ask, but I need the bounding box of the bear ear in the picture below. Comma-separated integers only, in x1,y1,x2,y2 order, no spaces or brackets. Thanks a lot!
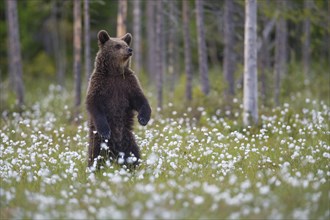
121,33,132,46
98,30,110,45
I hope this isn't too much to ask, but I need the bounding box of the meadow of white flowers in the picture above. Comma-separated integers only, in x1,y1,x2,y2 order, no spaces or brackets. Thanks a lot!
1,85,329,219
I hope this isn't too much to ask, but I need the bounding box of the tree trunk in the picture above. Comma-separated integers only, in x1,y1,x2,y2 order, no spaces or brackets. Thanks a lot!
84,0,91,82
168,0,177,97
147,1,156,81
59,12,67,88
6,0,24,108
51,0,66,88
243,0,258,126
274,0,287,106
155,0,164,109
259,21,271,104
51,1,60,84
117,0,127,37
303,0,312,79
182,0,193,101
73,0,82,115
258,0,273,105
133,0,142,74
195,0,210,95
223,0,236,97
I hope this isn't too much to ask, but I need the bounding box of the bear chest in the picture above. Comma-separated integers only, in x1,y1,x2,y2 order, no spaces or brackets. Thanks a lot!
102,78,130,112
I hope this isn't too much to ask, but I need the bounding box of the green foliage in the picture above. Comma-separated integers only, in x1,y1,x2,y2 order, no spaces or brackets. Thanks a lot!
24,51,56,78
281,61,330,107
18,1,50,60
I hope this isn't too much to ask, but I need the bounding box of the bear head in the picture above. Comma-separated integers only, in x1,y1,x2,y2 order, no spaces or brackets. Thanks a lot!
96,30,133,72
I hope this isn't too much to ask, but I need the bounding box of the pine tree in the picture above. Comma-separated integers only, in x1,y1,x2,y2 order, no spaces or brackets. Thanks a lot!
117,0,127,37
5,0,25,108
195,0,210,95
73,0,82,117
133,0,142,74
223,0,236,97
243,0,258,126
182,0,193,101
84,0,91,82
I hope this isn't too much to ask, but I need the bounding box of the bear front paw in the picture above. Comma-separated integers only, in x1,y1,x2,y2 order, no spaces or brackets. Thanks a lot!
99,131,111,140
100,133,110,140
93,117,111,140
138,115,149,126
97,125,111,140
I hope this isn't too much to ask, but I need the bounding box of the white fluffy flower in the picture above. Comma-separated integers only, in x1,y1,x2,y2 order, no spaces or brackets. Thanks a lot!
193,196,204,205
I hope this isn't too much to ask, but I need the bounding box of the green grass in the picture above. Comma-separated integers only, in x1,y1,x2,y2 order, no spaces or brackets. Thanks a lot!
0,65,329,219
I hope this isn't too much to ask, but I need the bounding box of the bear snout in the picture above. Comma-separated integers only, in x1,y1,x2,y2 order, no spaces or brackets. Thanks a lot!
127,48,133,56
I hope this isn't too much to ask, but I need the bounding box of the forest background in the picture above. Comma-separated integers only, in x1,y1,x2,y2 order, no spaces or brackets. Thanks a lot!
1,0,329,116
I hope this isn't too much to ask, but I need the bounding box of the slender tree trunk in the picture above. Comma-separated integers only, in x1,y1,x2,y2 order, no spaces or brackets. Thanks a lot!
51,0,65,87
328,2,330,68
155,0,164,109
117,0,127,37
147,1,156,81
274,0,287,106
243,0,258,126
51,1,60,84
84,0,91,82
133,0,142,74
303,0,312,79
183,0,193,101
58,0,67,88
6,0,24,108
209,39,218,66
259,20,271,104
73,0,82,115
168,0,177,96
259,0,273,105
59,11,67,88
223,0,236,97
195,0,210,95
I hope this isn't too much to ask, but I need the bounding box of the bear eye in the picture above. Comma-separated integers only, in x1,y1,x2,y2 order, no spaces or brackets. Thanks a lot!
115,44,121,50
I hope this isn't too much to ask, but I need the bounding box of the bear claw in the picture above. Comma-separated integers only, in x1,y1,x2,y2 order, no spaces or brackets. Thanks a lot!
138,116,148,126
99,131,111,140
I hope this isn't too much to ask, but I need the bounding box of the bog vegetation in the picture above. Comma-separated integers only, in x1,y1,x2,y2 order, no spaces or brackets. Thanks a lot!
1,68,329,219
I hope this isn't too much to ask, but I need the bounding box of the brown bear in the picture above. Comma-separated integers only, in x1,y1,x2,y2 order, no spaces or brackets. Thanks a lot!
86,30,151,168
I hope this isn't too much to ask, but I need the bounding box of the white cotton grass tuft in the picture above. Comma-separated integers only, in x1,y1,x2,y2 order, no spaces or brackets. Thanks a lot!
259,185,270,195
126,156,137,164
193,196,204,205
100,143,108,150
146,153,158,165
118,159,124,165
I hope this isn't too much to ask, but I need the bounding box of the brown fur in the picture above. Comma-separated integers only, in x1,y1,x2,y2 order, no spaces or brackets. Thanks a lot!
86,30,151,168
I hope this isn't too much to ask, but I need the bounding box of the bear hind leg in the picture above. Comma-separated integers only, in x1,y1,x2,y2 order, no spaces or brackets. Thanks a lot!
88,132,108,168
122,132,141,167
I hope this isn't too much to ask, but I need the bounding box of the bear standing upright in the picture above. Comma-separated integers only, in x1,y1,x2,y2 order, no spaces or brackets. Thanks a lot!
86,30,151,168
